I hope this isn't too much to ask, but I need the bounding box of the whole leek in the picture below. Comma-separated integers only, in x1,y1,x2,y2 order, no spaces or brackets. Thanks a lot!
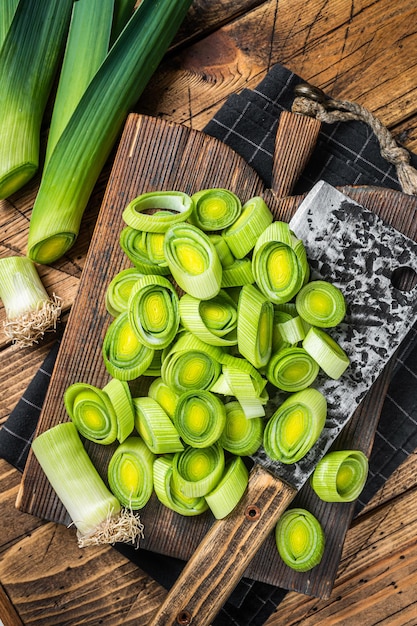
32,422,144,547
0,256,61,347
45,0,114,163
0,0,74,198
27,0,193,264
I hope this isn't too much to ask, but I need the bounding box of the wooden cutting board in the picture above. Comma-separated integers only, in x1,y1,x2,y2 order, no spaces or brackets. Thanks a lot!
17,113,417,599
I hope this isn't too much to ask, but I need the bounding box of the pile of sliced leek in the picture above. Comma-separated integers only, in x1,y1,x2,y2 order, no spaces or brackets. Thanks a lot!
37,188,367,568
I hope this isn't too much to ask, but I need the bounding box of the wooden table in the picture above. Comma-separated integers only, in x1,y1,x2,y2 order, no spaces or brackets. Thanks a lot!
1,1,417,624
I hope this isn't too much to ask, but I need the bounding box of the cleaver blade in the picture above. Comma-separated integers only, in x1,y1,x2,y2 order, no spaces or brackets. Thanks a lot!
149,180,417,626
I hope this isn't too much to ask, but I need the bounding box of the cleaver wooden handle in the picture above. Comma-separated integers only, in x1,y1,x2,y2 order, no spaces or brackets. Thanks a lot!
271,110,321,198
148,465,297,626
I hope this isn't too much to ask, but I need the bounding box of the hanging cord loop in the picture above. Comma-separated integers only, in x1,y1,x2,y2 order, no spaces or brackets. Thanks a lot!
292,83,417,196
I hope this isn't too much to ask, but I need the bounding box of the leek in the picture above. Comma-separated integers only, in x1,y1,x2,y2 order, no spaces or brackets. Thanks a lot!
220,401,264,456
119,226,171,275
0,0,19,50
237,284,274,369
133,396,184,454
102,377,135,443
122,191,194,233
172,443,225,498
179,290,238,347
127,274,180,349
163,223,223,299
0,0,74,198
45,0,115,163
296,280,346,328
302,326,350,379
221,258,254,288
205,456,249,519
107,436,155,509
190,188,242,231
102,311,155,381
209,235,235,268
64,382,120,445
173,390,227,448
222,196,273,259
153,455,209,516
32,422,144,547
0,256,61,347
266,346,319,392
275,508,325,572
105,267,144,316
27,0,194,264
148,377,179,419
311,450,368,502
161,332,223,394
110,0,137,44
264,388,327,464
252,222,309,304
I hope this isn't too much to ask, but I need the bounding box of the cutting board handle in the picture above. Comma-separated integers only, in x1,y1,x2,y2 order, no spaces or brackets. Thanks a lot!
271,110,321,198
148,465,297,626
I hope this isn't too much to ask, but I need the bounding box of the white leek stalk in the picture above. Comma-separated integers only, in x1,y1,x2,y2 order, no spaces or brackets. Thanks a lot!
0,256,61,347
32,422,144,547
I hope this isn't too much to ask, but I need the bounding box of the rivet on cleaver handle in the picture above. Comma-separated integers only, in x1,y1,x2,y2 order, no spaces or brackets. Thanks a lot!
150,181,417,626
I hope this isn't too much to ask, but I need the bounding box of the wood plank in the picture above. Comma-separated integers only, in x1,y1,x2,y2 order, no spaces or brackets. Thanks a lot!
264,485,417,625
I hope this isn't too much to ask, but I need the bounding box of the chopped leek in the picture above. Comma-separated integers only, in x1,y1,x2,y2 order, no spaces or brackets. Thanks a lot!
32,422,143,547
0,256,61,347
105,267,144,317
311,450,368,502
296,280,346,328
275,508,325,572
148,377,179,419
27,0,194,263
172,443,225,498
302,326,350,379
237,284,274,369
102,311,155,381
0,0,74,198
163,222,223,299
266,346,319,392
102,377,135,443
107,436,155,509
45,0,114,163
209,235,235,268
122,191,194,233
190,188,242,231
127,274,180,349
119,227,171,275
64,382,119,445
221,258,254,288
252,222,308,304
222,196,273,259
173,390,226,448
205,456,249,519
220,401,264,456
263,388,327,464
133,396,184,454
161,332,222,394
153,455,209,516
179,289,238,346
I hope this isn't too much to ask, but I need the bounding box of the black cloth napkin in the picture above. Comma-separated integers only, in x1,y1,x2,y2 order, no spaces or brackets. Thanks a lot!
2,64,417,625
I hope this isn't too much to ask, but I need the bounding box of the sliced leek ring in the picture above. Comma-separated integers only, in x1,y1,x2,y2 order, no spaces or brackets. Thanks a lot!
311,450,368,502
266,346,319,392
119,226,170,275
302,326,350,379
122,190,194,232
275,508,325,572
179,289,238,346
64,382,118,445
220,401,264,456
190,188,242,231
107,436,155,509
296,280,346,328
173,389,226,448
127,274,180,349
163,222,222,299
102,311,154,381
263,388,327,464
222,196,273,259
172,443,225,498
153,455,209,516
133,396,184,454
205,456,249,519
105,267,144,316
237,283,274,369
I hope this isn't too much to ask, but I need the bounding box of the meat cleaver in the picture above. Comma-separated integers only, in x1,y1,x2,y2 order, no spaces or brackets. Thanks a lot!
149,180,417,626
